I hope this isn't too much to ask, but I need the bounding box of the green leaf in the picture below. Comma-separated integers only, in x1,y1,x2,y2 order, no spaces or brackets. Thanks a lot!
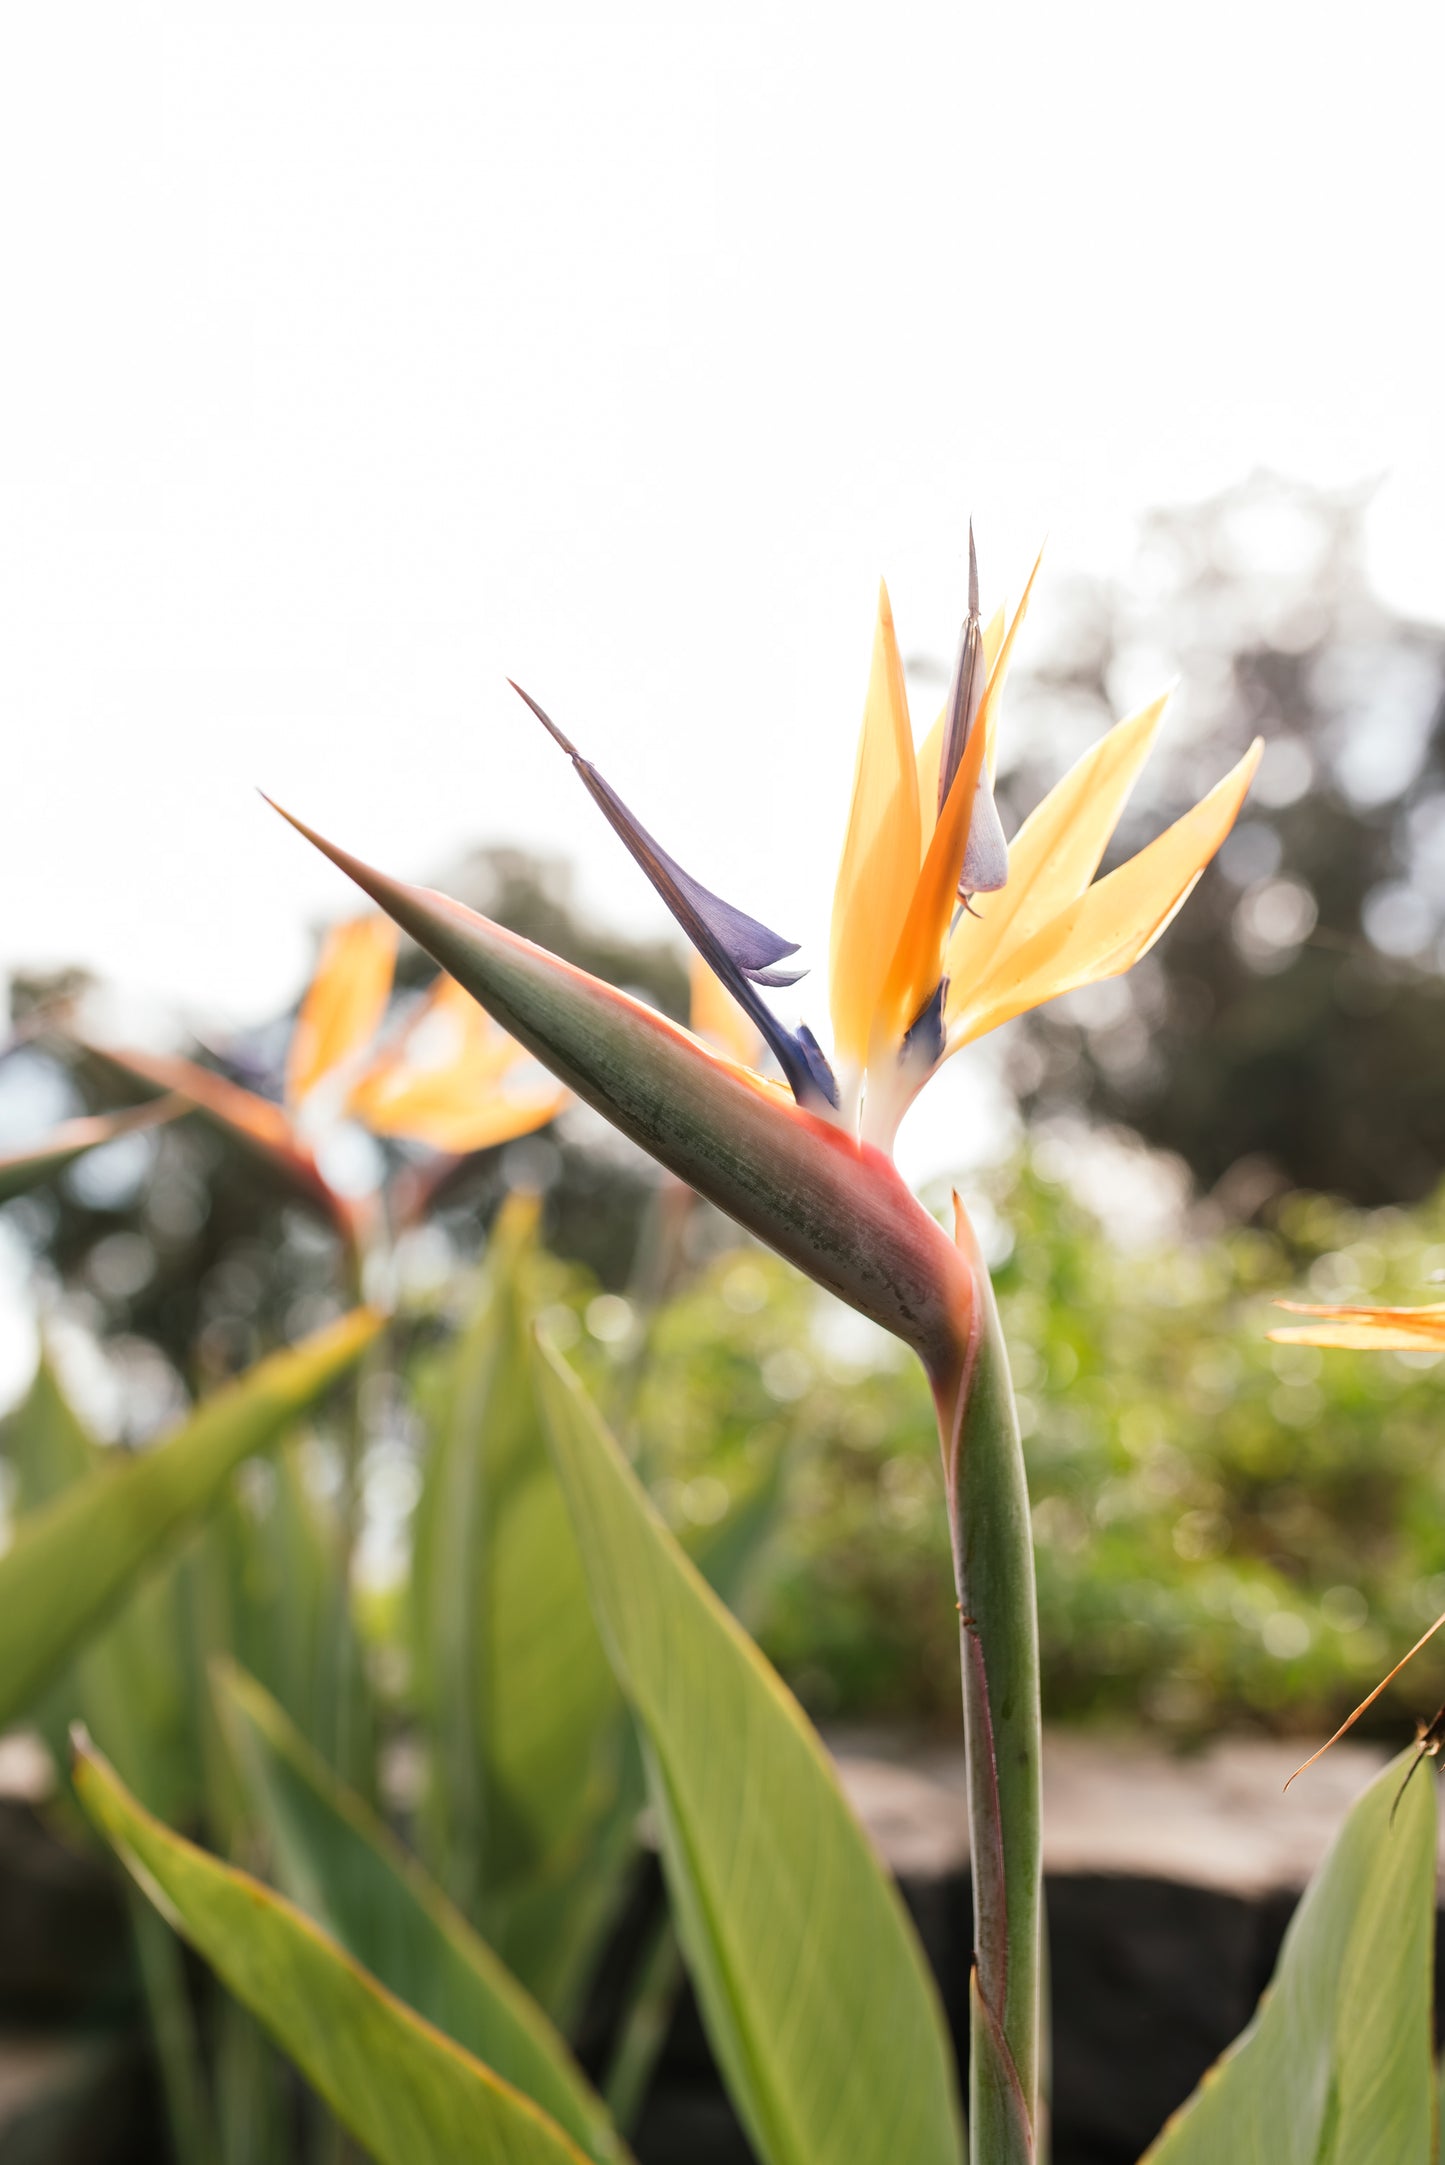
0,1097,178,1204
215,1659,629,2165
534,1339,965,2165
0,1310,379,1729
411,1199,632,2019
1142,1749,1436,2165
74,1739,593,2165
2,1355,201,1823
2,1357,217,2162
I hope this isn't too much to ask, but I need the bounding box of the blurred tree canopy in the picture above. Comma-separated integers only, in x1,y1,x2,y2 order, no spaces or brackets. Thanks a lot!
997,474,1445,1207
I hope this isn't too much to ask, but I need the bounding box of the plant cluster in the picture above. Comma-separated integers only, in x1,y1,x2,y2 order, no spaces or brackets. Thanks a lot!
1,538,1440,2164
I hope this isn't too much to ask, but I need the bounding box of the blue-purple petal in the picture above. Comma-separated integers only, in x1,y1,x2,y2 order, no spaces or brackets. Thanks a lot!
900,979,947,1073
512,684,838,1111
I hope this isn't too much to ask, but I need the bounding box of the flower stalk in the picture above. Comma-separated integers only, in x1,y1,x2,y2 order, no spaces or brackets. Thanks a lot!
940,1202,1041,2159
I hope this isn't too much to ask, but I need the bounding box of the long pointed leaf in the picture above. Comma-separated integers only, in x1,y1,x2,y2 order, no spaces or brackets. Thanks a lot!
74,1740,593,2165
0,1311,378,1728
1,1350,97,1508
1,1355,219,2165
79,1038,354,1236
1142,1749,1436,2164
534,1339,965,2165
0,1097,178,1204
216,1660,628,2165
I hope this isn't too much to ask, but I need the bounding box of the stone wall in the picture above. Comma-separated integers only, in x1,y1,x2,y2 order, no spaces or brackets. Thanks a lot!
1,1728,1431,2165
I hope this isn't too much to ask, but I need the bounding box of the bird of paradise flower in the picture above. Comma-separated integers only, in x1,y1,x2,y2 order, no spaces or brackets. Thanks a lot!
264,532,1260,2149
81,919,569,1254
495,534,1261,1162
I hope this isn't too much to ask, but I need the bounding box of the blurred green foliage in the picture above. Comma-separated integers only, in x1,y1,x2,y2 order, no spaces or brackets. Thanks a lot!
10,1138,1445,1763
580,1161,1445,1743
7,1117,1445,2158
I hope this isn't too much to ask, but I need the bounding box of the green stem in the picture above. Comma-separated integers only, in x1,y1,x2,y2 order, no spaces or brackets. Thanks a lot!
212,1998,286,2165
936,1229,1041,2161
127,1889,219,2165
601,1910,684,2135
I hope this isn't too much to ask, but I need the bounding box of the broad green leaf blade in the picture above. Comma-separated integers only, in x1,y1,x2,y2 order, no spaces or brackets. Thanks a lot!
3,1361,305,2165
2,1354,200,1826
74,1741,592,2165
411,1199,632,2020
2,1350,207,1827
1143,1750,1436,2165
535,1341,965,2165
0,1097,177,1204
0,1310,379,1729
268,803,975,1386
215,1660,629,2165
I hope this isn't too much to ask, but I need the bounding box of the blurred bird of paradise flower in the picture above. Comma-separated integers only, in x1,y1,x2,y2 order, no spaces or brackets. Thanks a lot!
1272,1291,1445,1787
266,532,1260,1388
82,918,568,1248
1269,1301,1445,1353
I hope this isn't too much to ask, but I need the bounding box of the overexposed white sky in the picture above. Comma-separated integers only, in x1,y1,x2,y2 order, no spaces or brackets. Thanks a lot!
4,1,1445,1186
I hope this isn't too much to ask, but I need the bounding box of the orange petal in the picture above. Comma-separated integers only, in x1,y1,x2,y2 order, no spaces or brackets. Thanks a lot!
945,692,1171,1025
979,595,1018,781
829,582,922,1069
874,561,1041,1057
349,974,568,1153
689,952,763,1070
354,1073,569,1154
1269,1300,1445,1352
285,917,397,1109
950,738,1262,1046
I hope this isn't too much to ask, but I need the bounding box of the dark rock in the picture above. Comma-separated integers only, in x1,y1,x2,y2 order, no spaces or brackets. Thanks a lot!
1046,1875,1263,2162
0,1804,132,2027
0,1725,1427,2165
